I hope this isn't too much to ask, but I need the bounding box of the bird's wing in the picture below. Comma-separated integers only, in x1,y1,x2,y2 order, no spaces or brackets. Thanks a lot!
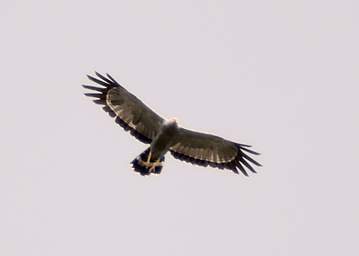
83,72,164,143
170,128,261,176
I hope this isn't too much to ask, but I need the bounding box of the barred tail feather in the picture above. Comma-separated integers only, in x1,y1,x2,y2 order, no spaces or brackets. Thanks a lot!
131,148,165,176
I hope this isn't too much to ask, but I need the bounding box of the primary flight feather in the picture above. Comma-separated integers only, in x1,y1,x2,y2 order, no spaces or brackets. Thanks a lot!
83,72,261,176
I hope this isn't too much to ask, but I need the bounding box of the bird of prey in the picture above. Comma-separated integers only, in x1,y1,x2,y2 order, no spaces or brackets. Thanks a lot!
83,72,261,176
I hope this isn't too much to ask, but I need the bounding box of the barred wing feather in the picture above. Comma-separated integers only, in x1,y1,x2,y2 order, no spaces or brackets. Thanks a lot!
83,72,164,143
170,128,261,176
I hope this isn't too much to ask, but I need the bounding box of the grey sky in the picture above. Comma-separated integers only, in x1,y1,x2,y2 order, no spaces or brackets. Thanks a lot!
1,0,358,255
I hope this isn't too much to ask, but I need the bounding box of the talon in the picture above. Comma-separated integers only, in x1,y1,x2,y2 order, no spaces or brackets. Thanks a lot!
149,160,162,172
138,153,162,173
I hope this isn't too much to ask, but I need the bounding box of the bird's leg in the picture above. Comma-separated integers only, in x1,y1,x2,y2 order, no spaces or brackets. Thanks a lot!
138,151,154,168
146,151,152,164
139,150,162,173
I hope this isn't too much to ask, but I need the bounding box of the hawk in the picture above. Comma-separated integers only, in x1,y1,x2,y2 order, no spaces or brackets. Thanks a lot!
83,72,261,176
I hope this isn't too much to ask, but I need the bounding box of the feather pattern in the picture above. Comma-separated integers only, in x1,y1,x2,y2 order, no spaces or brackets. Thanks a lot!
170,128,261,175
83,72,164,144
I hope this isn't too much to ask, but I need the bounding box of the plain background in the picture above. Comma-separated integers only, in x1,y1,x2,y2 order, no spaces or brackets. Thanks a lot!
1,1,358,255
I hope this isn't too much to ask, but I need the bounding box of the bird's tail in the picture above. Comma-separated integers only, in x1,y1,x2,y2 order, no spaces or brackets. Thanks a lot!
131,148,165,176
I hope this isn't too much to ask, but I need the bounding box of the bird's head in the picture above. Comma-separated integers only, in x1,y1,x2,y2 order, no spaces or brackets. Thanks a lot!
164,117,178,128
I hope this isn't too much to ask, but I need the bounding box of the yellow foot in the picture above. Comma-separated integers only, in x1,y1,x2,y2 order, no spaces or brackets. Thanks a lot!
149,160,162,172
139,158,162,173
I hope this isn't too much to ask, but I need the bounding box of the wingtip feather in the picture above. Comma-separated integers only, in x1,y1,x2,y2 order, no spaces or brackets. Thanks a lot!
241,147,260,155
106,73,117,82
236,161,248,176
87,74,111,87
82,85,106,93
241,153,262,167
95,71,114,84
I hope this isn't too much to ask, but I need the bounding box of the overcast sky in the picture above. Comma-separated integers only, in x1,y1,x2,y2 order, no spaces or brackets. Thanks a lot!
1,1,358,255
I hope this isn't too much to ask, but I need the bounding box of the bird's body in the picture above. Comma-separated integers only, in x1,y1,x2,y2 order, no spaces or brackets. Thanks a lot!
83,72,261,176
130,119,179,175
150,119,178,160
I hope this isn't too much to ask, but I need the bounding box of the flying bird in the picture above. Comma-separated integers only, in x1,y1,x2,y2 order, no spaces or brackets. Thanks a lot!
83,72,261,176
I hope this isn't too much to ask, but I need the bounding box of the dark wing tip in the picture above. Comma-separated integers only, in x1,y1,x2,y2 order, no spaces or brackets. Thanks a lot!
237,143,252,148
106,73,122,86
241,147,261,155
82,85,106,92
94,71,114,85
241,152,262,167
232,143,262,175
87,73,111,88
85,72,122,89
240,157,257,173
93,99,106,105
236,162,249,176
170,150,252,176
84,93,105,99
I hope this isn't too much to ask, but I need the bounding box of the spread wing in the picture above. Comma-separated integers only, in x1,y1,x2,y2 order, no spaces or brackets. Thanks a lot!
83,72,164,143
170,128,261,176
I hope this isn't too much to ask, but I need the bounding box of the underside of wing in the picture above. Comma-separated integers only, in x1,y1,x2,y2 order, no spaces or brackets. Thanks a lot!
83,72,164,143
170,128,261,176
